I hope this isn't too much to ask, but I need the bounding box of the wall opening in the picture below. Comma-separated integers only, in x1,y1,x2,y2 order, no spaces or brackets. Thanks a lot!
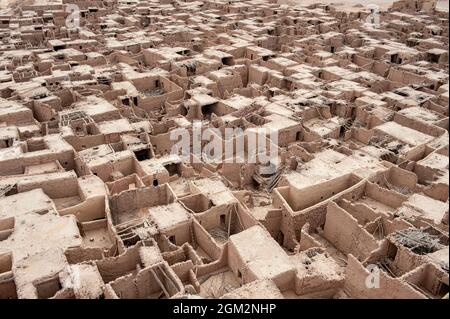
164,163,180,176
180,105,188,116
220,214,226,229
277,230,284,246
387,242,398,259
428,53,440,64
390,54,398,63
0,138,14,149
339,125,346,138
221,57,234,66
438,282,449,298
201,102,218,120
134,149,151,161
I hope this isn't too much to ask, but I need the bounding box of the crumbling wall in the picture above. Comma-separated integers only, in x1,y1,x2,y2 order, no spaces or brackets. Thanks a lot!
193,220,222,261
343,254,426,298
323,202,380,261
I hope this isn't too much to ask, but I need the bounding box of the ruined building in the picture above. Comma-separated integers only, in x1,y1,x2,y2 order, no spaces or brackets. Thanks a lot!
0,0,448,299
